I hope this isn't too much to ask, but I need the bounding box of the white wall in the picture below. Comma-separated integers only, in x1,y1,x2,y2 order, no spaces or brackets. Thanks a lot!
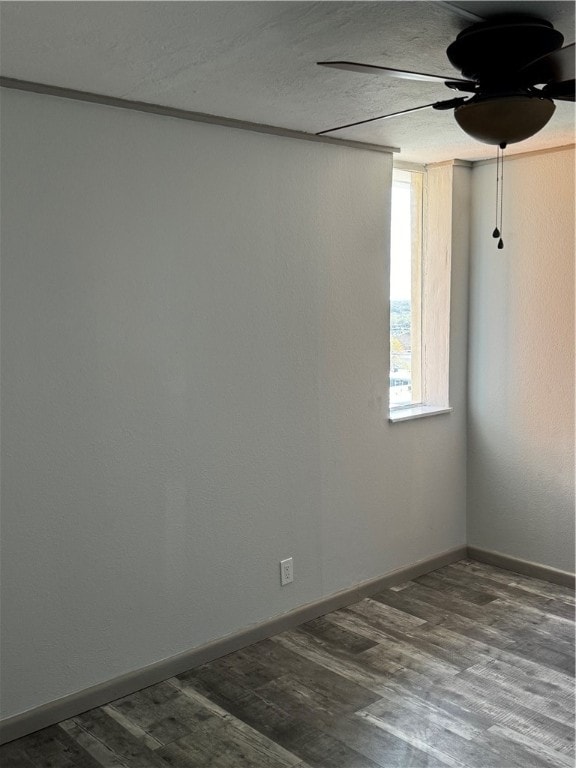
0,89,467,720
468,146,575,573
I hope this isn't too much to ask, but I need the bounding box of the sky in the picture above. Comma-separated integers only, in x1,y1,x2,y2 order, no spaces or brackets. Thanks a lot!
390,180,412,301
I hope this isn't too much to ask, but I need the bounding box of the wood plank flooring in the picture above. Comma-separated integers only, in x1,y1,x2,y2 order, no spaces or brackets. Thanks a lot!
2,559,574,767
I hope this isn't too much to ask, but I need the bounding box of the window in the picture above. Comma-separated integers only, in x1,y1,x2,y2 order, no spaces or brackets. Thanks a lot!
390,169,423,409
389,162,462,422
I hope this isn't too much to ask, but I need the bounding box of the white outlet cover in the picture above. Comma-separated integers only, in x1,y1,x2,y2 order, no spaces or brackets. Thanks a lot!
280,557,293,586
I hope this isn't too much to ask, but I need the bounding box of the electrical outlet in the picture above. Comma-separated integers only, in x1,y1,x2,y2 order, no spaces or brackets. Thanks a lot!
280,557,293,586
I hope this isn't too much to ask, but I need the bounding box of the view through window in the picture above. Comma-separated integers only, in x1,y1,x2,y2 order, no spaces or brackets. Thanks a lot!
390,169,422,408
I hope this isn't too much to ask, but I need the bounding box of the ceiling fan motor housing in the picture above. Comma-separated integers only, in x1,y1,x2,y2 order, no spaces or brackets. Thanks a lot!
446,16,564,81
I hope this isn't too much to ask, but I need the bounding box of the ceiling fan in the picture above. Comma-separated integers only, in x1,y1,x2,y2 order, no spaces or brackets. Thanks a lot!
317,14,575,146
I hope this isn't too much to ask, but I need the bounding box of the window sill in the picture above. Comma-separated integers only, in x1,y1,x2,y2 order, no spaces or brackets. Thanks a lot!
389,405,453,423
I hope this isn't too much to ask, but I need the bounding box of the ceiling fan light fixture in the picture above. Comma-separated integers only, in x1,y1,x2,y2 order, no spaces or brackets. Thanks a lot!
454,94,556,144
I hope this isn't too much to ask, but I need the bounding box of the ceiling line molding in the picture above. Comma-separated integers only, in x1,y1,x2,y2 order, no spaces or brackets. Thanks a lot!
0,77,399,155
393,160,426,173
472,142,576,166
426,158,473,169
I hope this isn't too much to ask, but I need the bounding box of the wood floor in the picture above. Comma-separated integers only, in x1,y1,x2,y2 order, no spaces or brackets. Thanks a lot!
2,559,574,768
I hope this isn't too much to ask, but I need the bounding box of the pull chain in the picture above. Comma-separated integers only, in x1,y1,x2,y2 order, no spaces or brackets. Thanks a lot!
498,142,505,249
493,145,501,239
492,142,506,249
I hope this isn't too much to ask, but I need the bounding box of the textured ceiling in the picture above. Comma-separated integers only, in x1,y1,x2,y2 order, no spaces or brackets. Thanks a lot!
1,1,574,163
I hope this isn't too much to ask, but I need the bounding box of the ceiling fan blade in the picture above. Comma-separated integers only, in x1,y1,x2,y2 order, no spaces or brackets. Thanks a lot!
543,78,575,101
318,61,475,89
316,98,465,135
435,1,486,23
519,43,575,85
317,103,436,135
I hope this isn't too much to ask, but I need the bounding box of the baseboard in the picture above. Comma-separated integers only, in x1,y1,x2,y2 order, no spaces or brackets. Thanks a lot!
0,544,466,745
467,546,575,589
